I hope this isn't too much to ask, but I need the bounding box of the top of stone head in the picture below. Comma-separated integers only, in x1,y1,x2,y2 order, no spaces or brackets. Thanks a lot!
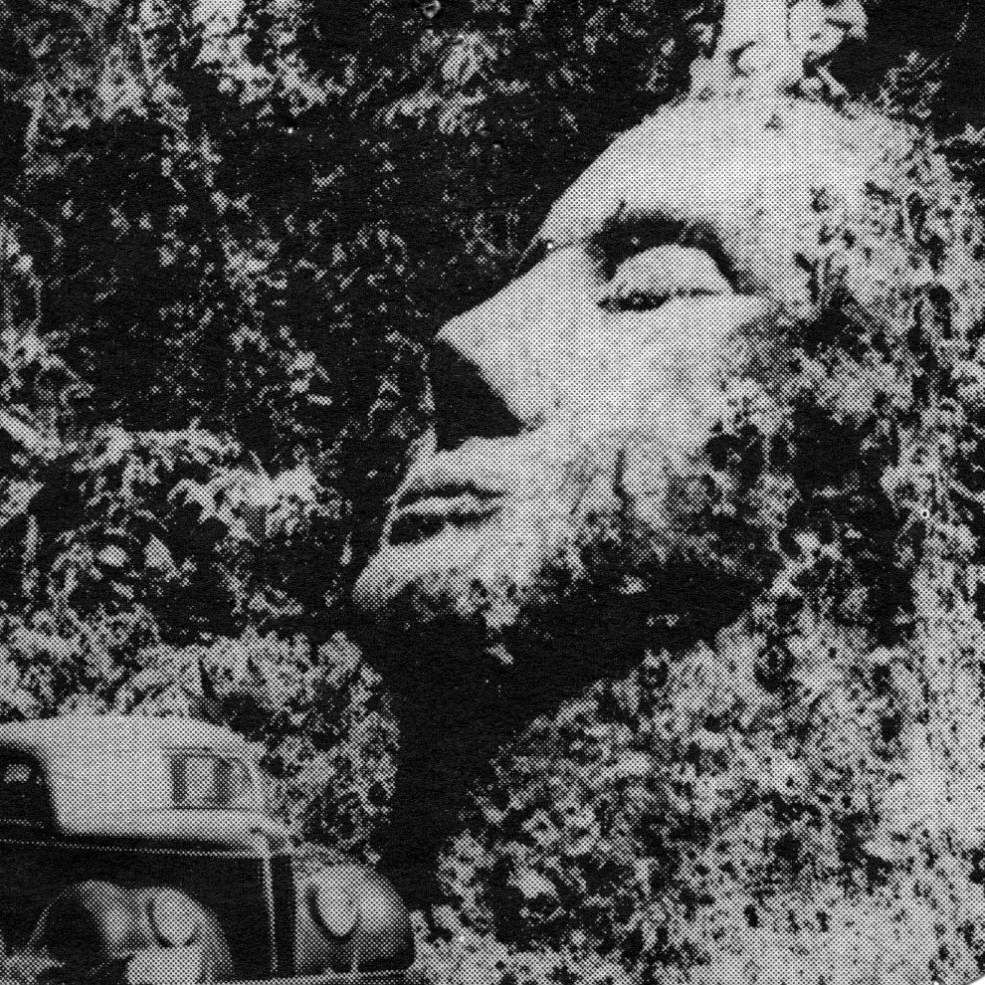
689,0,868,100
514,0,872,276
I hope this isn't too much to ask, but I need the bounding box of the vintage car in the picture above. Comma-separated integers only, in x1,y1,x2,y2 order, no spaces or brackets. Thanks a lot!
0,715,414,984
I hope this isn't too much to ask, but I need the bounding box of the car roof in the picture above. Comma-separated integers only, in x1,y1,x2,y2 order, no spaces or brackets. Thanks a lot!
0,714,249,759
0,715,274,842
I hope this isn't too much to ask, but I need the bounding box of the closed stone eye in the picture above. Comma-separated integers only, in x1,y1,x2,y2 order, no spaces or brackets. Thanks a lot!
598,244,733,312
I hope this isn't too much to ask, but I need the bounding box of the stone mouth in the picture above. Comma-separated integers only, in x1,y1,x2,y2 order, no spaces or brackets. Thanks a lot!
389,486,504,545
397,481,504,511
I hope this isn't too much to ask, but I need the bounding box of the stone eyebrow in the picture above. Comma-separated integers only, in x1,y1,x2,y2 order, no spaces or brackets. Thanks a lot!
513,209,689,280
514,211,742,297
590,215,740,288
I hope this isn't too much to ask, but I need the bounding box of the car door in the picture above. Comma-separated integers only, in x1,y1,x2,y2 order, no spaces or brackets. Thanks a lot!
0,755,57,947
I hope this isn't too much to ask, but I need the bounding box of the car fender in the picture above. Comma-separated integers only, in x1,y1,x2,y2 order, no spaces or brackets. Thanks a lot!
20,880,234,982
296,864,414,975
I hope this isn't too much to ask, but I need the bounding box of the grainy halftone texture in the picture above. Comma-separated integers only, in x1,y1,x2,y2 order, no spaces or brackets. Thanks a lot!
5,0,985,983
367,95,985,985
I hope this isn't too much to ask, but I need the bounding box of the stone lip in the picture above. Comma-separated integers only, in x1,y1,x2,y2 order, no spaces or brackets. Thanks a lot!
388,476,506,546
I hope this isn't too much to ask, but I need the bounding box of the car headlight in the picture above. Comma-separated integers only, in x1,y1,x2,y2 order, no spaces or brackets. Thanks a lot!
308,873,360,939
148,889,200,947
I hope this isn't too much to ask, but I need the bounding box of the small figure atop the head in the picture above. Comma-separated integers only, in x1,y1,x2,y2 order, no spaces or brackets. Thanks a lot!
689,0,868,101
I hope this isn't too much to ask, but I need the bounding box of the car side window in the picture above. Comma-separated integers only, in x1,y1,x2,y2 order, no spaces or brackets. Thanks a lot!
170,752,254,810
0,757,50,826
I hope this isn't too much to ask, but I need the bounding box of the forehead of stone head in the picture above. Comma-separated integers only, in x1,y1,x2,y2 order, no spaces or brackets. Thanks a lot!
575,99,893,297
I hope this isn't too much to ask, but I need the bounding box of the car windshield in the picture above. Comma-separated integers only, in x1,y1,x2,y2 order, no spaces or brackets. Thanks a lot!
170,752,253,809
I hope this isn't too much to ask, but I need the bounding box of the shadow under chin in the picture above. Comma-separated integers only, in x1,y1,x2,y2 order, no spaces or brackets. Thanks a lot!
356,568,754,906
359,606,649,905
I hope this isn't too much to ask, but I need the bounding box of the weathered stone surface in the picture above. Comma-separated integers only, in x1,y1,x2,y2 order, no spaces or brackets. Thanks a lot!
688,0,868,99
352,6,985,980
352,81,985,933
354,97,902,669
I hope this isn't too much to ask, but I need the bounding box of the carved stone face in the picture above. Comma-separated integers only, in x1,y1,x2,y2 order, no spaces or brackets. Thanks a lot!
354,99,886,658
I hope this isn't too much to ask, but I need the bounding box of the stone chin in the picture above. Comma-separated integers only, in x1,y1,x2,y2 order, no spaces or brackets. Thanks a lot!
353,426,772,654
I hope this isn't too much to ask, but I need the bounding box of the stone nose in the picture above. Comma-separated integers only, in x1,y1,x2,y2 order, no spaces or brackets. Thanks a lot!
427,333,527,452
428,246,599,451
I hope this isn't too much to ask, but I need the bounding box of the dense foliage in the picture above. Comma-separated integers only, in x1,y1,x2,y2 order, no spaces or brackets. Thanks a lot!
0,0,726,857
6,0,985,982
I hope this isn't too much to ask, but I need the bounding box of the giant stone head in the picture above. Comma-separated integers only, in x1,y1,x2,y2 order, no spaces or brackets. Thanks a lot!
349,0,985,906
355,93,894,680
